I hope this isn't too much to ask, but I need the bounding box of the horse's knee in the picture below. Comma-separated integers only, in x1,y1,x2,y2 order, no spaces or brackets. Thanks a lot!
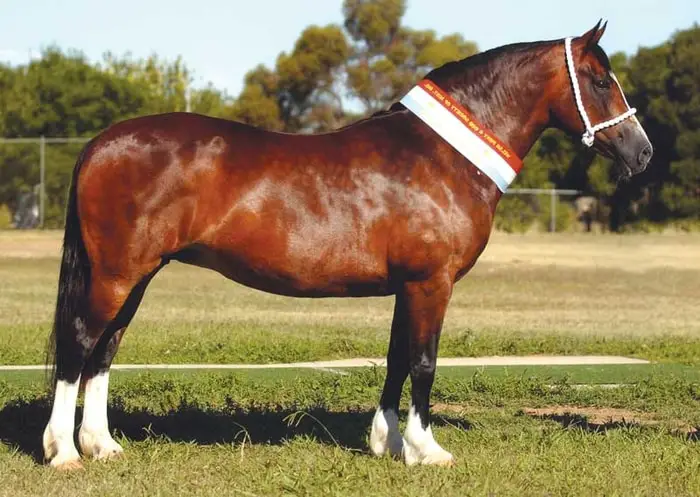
410,352,436,378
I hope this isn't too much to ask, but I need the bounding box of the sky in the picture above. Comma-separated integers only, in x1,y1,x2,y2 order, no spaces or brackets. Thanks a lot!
0,0,697,98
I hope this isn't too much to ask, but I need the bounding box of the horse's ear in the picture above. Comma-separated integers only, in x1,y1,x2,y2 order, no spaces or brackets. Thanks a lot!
578,19,607,52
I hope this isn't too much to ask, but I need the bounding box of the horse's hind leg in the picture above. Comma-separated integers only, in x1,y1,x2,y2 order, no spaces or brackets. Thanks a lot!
78,267,162,460
43,274,134,469
43,374,84,469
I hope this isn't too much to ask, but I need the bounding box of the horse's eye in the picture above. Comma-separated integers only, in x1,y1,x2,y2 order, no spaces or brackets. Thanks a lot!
594,77,612,90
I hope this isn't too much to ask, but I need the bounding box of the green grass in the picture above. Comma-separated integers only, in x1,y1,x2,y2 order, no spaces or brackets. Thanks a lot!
439,363,700,383
2,257,700,365
2,236,700,495
1,369,699,496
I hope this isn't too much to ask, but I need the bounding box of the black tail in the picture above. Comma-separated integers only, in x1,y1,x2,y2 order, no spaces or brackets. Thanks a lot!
46,141,94,390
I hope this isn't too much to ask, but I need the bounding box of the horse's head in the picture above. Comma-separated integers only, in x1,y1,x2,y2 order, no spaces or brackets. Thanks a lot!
549,21,653,179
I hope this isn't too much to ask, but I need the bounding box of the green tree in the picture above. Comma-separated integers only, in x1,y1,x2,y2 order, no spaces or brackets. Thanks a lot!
645,26,700,220
344,0,477,113
102,52,192,114
234,25,350,132
602,24,700,229
1,47,155,138
276,25,350,131
232,1,477,132
0,48,176,225
230,65,283,130
190,85,235,118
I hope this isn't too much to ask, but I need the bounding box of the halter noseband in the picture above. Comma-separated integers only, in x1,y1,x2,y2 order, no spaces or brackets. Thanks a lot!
564,37,637,147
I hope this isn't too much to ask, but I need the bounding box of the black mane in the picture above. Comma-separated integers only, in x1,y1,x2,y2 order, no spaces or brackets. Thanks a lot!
352,36,611,128
426,39,556,80
363,39,560,123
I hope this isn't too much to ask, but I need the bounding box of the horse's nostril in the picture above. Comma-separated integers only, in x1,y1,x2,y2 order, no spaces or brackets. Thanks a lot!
638,145,653,166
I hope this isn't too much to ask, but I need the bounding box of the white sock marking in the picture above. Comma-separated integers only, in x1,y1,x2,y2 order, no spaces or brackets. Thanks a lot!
79,371,123,459
402,405,454,466
369,408,403,457
43,377,82,466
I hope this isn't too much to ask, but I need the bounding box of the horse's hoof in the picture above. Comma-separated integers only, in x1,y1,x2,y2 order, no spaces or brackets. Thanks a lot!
94,448,124,461
404,445,455,467
51,458,84,471
426,454,455,467
79,430,124,461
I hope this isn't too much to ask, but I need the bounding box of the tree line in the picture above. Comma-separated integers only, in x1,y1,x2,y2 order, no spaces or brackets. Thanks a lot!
0,0,697,231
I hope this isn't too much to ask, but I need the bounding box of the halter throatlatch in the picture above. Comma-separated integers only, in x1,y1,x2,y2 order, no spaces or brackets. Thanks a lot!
564,37,637,147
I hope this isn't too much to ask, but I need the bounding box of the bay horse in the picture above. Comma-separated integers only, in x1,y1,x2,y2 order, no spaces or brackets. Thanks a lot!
43,21,652,469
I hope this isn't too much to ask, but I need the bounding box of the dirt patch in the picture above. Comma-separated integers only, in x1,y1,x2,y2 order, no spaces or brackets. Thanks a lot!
522,405,697,434
433,404,698,437
524,406,652,424
432,403,481,415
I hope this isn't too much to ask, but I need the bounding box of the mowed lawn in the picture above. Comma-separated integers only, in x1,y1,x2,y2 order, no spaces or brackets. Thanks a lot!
1,231,700,365
1,369,699,496
0,231,699,496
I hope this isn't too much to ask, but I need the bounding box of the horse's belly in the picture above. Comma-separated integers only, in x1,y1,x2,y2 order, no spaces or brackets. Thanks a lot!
178,228,391,298
180,168,397,297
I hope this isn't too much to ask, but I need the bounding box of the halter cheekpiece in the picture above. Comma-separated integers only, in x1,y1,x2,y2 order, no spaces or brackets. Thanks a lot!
564,37,637,147
399,36,638,192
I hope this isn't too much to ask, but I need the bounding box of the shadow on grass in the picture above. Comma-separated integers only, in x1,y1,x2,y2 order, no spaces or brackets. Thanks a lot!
0,399,471,464
529,412,700,440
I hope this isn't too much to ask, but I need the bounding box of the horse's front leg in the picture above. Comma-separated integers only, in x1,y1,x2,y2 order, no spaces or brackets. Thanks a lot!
369,287,411,458
402,272,454,466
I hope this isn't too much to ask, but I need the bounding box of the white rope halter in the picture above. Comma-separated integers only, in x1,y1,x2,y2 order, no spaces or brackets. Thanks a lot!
564,37,637,147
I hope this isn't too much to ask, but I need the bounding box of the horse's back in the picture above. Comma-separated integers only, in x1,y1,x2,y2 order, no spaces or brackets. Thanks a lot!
75,112,439,297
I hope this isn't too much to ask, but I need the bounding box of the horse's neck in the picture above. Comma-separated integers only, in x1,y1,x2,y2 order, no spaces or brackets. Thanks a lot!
417,53,554,212
431,55,552,160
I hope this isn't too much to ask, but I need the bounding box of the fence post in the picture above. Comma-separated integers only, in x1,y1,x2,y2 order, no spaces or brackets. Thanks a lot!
550,189,556,233
39,135,46,228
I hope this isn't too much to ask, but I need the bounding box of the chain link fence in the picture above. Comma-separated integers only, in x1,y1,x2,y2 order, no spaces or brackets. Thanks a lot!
0,137,90,228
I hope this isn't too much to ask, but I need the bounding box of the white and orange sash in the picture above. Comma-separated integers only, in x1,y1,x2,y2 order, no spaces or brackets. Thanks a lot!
400,80,522,192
